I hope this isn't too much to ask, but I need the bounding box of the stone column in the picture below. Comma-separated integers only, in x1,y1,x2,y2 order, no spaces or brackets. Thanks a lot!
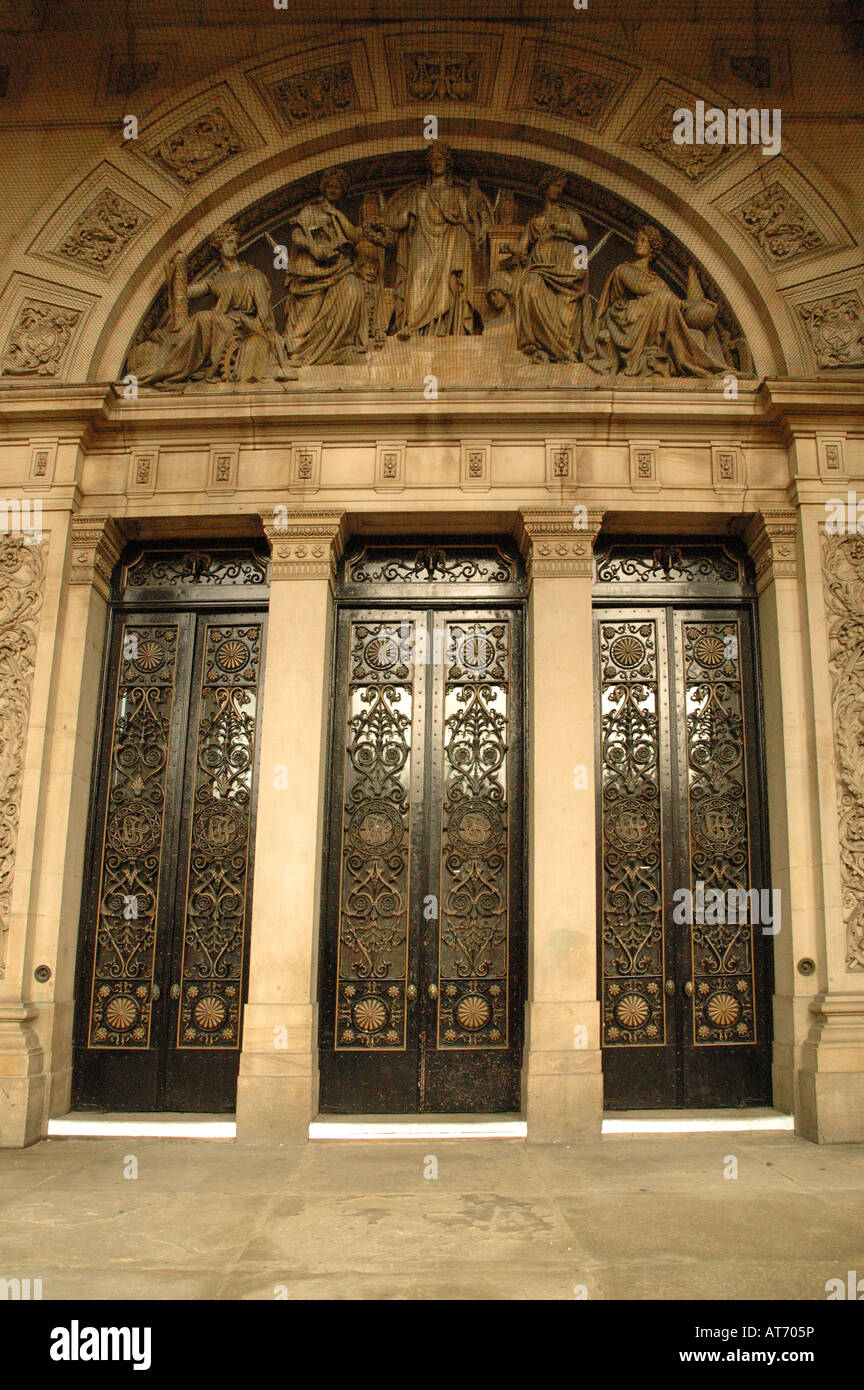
795,504,864,1141
0,513,123,1147
235,509,347,1141
743,510,819,1123
517,507,605,1141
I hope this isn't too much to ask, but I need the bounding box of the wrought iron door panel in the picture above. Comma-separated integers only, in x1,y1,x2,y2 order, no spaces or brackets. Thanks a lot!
74,549,268,1113
595,583,772,1110
319,598,525,1114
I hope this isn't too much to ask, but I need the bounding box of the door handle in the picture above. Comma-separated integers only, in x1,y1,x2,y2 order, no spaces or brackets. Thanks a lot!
151,983,160,1001
170,983,181,1000
427,983,439,1001
407,983,417,1001
664,978,674,995
684,980,693,997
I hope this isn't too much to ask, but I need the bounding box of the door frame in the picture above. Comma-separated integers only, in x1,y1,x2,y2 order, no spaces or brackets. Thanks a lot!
315,536,529,1114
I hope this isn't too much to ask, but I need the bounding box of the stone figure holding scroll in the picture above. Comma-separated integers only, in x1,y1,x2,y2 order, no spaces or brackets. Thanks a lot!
591,225,726,378
128,223,295,387
508,170,596,364
282,167,384,366
374,143,492,339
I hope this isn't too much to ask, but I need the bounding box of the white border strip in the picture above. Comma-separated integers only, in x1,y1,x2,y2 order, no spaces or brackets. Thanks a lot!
309,1120,528,1140
47,1117,236,1139
602,1115,794,1134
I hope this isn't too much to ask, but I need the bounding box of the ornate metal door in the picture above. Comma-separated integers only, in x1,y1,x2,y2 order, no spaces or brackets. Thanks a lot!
318,541,526,1113
593,540,773,1109
72,545,268,1112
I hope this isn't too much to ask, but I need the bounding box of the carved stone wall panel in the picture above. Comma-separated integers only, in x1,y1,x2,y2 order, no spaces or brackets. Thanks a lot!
710,39,792,97
817,436,847,483
207,446,238,495
629,441,661,491
788,275,864,369
714,160,853,271
127,448,159,497
27,164,170,279
384,31,502,106
0,534,47,978
130,84,264,189
821,532,864,970
622,80,742,183
27,439,56,488
375,441,405,493
509,40,639,130
0,276,97,381
711,443,745,493
461,440,490,492
289,443,322,495
248,41,376,133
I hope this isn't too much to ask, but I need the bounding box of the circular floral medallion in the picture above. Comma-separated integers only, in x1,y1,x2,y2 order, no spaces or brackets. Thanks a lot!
616,993,650,1029
693,633,728,668
353,997,388,1032
455,633,495,673
133,639,165,672
609,634,646,669
193,996,227,1030
456,994,491,1030
705,992,740,1028
214,639,249,672
365,632,401,670
107,803,162,855
691,795,745,846
105,995,138,1031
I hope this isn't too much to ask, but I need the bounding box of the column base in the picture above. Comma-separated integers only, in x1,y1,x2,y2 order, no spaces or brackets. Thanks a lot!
235,1003,316,1142
797,992,864,1143
0,1004,47,1148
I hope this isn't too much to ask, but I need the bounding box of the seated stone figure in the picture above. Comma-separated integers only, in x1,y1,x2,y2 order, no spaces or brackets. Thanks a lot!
283,168,382,366
591,225,726,378
507,169,595,364
128,223,295,387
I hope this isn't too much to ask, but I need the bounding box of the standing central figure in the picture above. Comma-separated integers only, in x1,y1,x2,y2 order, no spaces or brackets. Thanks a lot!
378,144,492,340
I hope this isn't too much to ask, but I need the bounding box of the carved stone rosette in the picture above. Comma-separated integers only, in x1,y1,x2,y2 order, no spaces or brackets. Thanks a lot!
517,507,605,580
742,510,799,592
69,516,125,601
260,509,348,584
0,535,47,978
821,532,864,971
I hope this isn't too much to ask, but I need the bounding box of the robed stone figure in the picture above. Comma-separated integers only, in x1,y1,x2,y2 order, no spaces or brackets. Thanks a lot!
508,169,596,364
377,144,492,339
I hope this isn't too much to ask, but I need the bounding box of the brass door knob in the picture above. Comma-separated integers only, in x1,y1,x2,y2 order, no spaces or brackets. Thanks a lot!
170,983,181,1000
664,979,674,995
684,980,693,997
151,983,161,1001
427,983,439,1000
407,983,417,1001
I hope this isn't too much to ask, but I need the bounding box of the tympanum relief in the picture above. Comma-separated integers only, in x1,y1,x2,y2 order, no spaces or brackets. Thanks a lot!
124,147,751,391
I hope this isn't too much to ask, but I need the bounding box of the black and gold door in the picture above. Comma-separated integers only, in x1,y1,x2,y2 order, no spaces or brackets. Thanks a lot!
594,539,773,1110
73,545,268,1112
318,541,526,1114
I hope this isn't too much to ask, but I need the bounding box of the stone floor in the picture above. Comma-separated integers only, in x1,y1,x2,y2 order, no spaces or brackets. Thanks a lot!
1,1130,862,1300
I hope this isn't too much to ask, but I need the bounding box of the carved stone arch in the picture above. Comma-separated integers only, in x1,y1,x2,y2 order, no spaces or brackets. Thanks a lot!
2,23,860,384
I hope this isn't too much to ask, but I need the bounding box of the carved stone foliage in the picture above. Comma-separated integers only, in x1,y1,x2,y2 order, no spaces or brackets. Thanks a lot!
821,534,864,969
526,59,618,122
56,189,144,269
264,62,359,128
626,85,734,181
0,535,46,978
798,291,864,368
2,299,81,377
149,108,243,185
730,182,826,264
403,52,480,101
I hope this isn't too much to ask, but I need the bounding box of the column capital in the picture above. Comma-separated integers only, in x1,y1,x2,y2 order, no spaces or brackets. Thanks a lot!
517,507,605,580
260,508,348,583
68,515,125,601
741,508,799,591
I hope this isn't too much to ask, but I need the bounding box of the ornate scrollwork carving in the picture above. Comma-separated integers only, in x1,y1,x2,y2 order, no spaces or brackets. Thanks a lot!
346,543,515,586
122,547,268,592
0,535,46,978
595,541,743,585
821,534,864,970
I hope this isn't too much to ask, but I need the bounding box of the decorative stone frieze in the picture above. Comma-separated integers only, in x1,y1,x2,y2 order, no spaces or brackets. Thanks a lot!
2,299,82,377
711,443,745,493
821,532,864,970
249,42,375,133
261,508,348,584
461,440,490,492
629,441,661,491
623,81,738,182
375,441,406,493
517,507,605,580
509,40,637,130
68,515,124,601
0,533,47,977
798,290,864,369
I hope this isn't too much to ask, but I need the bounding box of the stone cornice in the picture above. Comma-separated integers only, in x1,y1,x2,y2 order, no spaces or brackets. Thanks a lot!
68,514,125,600
517,507,605,579
260,508,348,584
